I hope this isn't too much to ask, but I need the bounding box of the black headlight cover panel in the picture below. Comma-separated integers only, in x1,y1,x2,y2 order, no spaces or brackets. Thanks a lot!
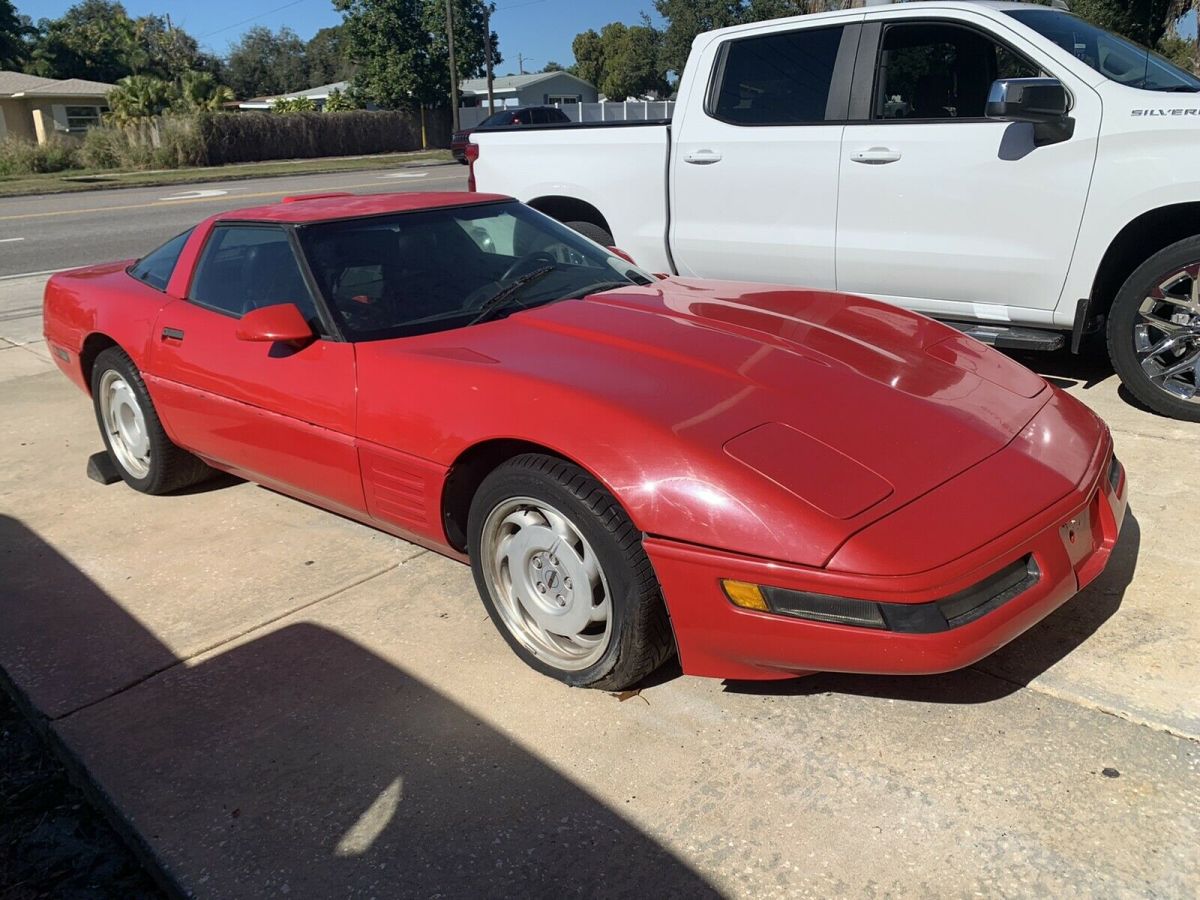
755,556,1040,634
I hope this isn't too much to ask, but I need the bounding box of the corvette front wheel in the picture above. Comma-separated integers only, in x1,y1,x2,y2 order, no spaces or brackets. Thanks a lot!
467,453,674,690
90,347,211,494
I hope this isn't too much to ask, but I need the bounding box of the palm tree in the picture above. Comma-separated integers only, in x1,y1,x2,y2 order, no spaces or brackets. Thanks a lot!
106,74,174,126
176,70,235,112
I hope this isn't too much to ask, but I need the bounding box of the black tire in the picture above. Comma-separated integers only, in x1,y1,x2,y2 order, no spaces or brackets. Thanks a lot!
90,347,212,494
1108,236,1200,422
467,453,674,690
563,220,614,247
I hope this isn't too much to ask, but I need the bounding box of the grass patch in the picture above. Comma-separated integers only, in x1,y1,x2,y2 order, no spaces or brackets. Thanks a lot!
0,150,455,198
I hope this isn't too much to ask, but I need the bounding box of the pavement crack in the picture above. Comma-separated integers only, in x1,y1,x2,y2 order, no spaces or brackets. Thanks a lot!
968,663,1200,744
52,560,409,723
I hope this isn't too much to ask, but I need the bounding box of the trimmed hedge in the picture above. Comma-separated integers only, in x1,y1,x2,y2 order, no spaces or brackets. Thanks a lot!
195,108,451,166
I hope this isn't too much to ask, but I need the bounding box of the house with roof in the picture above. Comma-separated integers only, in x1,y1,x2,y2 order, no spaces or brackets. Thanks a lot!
236,81,358,111
459,72,598,109
0,72,115,143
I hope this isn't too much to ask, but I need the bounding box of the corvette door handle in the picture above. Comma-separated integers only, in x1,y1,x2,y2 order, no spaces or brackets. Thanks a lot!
161,327,184,341
850,147,902,165
683,150,723,165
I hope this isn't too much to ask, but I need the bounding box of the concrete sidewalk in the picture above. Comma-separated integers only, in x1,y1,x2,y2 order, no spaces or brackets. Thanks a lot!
2,281,1198,896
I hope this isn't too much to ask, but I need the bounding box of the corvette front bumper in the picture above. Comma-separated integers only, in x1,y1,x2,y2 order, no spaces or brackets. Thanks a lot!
646,439,1128,682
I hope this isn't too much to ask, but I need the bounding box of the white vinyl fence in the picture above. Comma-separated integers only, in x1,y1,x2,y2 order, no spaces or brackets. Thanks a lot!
458,100,675,129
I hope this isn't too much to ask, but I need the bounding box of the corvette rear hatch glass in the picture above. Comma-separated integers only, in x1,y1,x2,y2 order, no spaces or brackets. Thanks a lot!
296,200,653,341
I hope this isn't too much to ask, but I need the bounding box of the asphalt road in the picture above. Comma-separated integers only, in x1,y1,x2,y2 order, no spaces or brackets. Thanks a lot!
0,164,469,278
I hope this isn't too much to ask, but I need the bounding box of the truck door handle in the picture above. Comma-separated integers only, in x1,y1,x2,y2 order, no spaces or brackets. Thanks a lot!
683,150,723,165
850,147,902,165
161,327,184,341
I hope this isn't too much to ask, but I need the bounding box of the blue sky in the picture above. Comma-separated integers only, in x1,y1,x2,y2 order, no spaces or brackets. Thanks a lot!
17,0,662,71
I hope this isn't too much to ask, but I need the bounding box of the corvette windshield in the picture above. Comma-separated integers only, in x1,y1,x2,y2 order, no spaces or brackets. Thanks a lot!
297,200,653,341
1007,9,1200,92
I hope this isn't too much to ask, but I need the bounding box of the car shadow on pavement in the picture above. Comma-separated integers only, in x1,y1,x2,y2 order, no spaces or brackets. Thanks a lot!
724,511,1140,706
0,515,720,899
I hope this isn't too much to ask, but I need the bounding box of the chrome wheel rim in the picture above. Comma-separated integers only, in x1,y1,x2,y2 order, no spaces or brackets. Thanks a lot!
1134,263,1200,403
480,496,612,671
98,370,151,478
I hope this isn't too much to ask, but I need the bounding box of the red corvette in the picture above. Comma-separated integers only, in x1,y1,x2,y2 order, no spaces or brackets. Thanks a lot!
43,191,1128,690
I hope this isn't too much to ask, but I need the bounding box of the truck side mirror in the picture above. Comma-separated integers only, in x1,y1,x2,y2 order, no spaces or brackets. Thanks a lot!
986,77,1074,145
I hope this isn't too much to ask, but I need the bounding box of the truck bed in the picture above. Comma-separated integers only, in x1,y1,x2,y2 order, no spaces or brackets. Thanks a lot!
470,121,674,273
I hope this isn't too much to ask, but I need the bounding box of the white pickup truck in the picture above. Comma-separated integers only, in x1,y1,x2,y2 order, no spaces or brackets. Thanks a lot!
470,1,1200,421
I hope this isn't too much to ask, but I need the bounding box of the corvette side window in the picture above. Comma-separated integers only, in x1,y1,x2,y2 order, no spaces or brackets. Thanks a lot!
128,227,194,292
189,225,319,324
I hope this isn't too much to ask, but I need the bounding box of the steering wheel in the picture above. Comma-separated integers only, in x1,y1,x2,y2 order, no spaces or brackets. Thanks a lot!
500,250,556,282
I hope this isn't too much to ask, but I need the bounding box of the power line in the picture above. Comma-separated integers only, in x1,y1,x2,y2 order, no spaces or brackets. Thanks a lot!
493,0,551,14
199,0,314,39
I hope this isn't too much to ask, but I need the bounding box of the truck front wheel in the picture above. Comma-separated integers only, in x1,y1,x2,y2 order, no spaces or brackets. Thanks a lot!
1108,236,1200,422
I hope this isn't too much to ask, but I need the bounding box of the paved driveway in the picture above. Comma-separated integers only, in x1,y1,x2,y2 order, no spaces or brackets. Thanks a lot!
1,260,1197,895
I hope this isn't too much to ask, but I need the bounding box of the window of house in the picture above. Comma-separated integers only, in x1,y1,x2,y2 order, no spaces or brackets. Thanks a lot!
875,23,1041,120
711,25,846,125
189,226,319,324
64,105,106,132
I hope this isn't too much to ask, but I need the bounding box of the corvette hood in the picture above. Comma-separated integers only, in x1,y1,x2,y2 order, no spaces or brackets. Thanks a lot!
510,278,1049,480
364,278,1057,565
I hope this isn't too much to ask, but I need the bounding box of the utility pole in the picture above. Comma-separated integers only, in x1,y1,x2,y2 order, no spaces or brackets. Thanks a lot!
484,3,495,115
446,0,459,133
518,52,525,75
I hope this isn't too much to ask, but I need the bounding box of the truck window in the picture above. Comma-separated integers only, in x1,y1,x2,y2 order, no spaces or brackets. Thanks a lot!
1006,9,1200,93
711,25,845,125
875,22,1040,120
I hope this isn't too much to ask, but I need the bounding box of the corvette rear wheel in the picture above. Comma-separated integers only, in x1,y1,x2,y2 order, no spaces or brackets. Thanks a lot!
467,453,674,690
1108,236,1200,422
91,347,211,494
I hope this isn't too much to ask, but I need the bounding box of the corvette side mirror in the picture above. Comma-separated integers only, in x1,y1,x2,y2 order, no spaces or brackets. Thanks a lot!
236,303,314,344
986,77,1074,145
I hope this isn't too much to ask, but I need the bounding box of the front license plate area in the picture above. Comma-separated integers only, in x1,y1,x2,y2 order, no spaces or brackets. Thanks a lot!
1059,493,1099,570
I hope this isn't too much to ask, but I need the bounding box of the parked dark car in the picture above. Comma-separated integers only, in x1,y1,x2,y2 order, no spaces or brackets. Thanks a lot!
451,106,571,163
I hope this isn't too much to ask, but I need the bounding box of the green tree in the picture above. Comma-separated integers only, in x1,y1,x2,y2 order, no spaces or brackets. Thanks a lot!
602,21,667,99
323,87,359,110
571,29,604,87
306,25,353,86
542,60,565,72
225,26,308,99
106,73,174,125
272,95,317,113
570,20,666,98
128,14,205,79
173,70,234,112
27,1,138,82
26,1,207,82
1,0,30,70
653,0,742,78
336,0,500,110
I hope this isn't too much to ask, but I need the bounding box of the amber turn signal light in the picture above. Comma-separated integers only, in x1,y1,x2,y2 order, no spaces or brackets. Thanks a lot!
721,580,770,611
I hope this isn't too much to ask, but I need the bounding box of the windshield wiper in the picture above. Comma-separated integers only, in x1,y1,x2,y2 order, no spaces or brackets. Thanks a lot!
467,265,557,326
1145,85,1200,92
